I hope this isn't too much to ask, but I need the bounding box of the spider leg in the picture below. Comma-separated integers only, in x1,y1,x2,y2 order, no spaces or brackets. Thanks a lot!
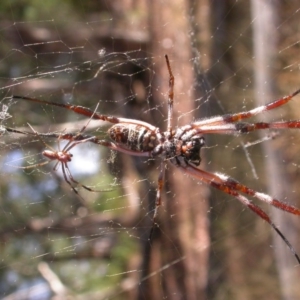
5,126,65,139
184,165,300,215
13,95,119,124
181,163,300,264
197,88,300,126
52,161,60,171
60,162,86,204
64,136,98,153
216,173,300,215
154,160,165,216
175,88,300,138
6,127,33,135
61,162,77,194
13,95,158,131
7,124,55,170
225,185,300,264
148,55,173,239
63,160,111,193
27,123,57,153
165,54,174,135
66,135,153,157
55,102,100,152
149,159,166,240
182,120,300,137
14,160,49,170
77,102,100,135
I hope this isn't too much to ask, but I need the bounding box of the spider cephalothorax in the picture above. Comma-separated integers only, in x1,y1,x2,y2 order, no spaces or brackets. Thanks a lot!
159,133,205,166
176,134,205,166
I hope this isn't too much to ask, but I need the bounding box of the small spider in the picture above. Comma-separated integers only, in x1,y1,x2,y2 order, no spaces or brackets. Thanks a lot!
12,55,300,263
15,103,110,201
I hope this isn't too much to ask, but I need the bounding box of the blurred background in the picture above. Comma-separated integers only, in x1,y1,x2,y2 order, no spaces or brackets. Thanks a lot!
0,1,300,299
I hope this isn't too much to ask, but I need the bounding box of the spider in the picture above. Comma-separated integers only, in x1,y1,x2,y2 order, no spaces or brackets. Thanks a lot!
14,103,111,202
12,55,300,263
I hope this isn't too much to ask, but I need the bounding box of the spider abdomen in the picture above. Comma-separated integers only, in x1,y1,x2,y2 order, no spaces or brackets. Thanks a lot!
43,149,73,162
108,123,158,152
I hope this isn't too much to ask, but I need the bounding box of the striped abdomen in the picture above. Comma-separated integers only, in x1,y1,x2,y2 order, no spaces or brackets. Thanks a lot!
108,124,157,152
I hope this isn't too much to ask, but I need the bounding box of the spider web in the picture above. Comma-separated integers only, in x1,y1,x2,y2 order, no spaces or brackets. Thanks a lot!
1,1,300,299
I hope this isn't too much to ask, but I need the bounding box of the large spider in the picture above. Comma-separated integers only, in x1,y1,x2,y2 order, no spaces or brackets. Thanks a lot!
11,55,300,263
